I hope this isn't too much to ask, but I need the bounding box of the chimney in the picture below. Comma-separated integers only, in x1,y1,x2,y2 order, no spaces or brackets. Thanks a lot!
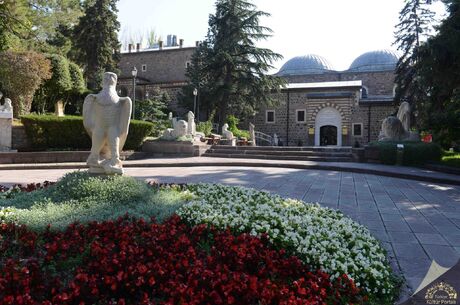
195,41,199,47
128,44,132,53
167,35,172,47
159,40,163,50
172,35,177,46
179,39,184,48
136,43,140,52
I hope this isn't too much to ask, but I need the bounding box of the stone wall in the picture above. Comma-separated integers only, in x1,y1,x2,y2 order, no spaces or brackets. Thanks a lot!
12,126,30,151
253,89,395,147
254,89,359,146
118,47,195,84
281,70,395,97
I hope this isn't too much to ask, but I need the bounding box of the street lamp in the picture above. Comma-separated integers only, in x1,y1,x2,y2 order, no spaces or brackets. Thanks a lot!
193,88,198,120
131,66,138,119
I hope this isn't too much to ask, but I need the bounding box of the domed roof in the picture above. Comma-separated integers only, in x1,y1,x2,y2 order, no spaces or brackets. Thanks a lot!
349,50,398,72
278,54,334,76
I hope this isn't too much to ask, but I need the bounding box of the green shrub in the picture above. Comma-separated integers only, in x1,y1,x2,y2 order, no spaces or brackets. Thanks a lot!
369,141,442,165
197,120,213,136
226,114,250,139
441,151,460,168
0,171,191,231
21,114,154,150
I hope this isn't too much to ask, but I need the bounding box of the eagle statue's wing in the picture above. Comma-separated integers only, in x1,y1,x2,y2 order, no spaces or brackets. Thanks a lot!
118,97,132,151
83,94,97,136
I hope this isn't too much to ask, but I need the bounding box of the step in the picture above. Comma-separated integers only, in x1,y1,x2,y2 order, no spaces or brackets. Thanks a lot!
205,148,352,158
202,152,353,162
210,145,352,153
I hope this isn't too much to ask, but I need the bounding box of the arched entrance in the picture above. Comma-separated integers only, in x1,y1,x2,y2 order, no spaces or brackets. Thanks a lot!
320,125,337,146
315,107,342,146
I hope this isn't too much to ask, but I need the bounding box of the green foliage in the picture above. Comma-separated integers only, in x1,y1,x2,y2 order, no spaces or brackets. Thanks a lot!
226,115,250,139
415,1,460,147
0,51,52,117
0,0,31,51
197,121,213,136
0,171,191,231
369,141,442,165
73,0,121,91
21,114,154,150
184,0,285,125
134,89,170,137
394,0,435,108
125,119,155,149
34,54,72,113
441,151,460,168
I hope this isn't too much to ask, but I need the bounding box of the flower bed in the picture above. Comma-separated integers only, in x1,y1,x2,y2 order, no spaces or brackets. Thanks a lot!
0,216,363,304
0,173,398,303
178,184,395,300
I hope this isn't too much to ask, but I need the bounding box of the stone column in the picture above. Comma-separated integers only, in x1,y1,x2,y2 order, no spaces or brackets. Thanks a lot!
0,110,13,151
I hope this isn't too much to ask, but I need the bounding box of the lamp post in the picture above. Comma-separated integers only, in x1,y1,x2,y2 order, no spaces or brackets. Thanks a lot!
193,88,198,120
131,66,138,119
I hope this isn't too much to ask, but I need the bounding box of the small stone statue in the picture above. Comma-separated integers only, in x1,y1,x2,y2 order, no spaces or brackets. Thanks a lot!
161,120,188,140
397,101,411,132
273,133,279,146
378,102,420,142
187,111,196,136
0,98,12,113
222,123,234,140
83,72,132,175
249,123,256,146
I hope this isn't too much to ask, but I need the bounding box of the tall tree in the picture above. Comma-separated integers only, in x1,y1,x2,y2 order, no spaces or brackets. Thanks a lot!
416,0,460,147
0,51,51,116
73,0,121,91
186,0,284,126
393,0,435,112
0,0,30,51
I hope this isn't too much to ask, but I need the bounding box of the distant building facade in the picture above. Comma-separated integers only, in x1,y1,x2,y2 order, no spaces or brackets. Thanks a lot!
118,45,399,147
254,50,399,146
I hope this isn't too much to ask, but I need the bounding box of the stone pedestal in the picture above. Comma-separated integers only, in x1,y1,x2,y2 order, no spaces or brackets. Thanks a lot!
220,138,236,146
0,112,13,151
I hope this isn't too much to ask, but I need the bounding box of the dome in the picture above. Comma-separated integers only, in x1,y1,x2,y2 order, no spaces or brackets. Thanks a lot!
278,54,334,76
349,50,399,72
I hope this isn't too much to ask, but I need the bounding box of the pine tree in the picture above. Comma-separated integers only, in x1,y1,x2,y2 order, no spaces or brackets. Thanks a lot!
73,0,120,91
393,0,435,109
416,0,460,146
186,0,285,126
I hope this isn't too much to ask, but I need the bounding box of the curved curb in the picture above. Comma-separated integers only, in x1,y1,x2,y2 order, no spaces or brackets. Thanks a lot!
1,161,459,186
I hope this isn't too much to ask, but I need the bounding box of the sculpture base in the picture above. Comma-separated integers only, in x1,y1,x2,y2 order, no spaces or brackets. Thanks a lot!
88,166,124,175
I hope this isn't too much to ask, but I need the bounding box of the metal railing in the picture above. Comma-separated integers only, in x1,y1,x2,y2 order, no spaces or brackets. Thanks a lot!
254,131,273,146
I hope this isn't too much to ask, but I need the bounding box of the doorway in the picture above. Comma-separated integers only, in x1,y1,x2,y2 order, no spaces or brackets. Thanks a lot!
320,125,337,146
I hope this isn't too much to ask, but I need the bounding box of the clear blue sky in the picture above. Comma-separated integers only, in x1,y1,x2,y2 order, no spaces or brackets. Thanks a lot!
117,0,446,71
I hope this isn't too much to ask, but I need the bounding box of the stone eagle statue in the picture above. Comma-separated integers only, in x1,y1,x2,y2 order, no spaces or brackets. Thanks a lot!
83,72,132,174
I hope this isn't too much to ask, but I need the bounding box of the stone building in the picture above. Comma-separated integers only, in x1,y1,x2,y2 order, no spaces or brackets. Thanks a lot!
118,45,399,147
117,41,196,113
254,50,399,146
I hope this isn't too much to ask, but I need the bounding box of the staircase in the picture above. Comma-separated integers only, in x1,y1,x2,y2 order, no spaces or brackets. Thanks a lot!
203,145,354,162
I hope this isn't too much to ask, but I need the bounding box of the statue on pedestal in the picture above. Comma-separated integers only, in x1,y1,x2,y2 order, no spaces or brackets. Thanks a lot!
83,72,132,175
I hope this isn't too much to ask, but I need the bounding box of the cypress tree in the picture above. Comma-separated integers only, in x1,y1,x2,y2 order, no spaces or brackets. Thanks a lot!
393,0,435,109
73,0,120,91
187,0,285,126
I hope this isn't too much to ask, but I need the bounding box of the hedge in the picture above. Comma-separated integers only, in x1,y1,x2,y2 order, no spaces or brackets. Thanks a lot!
368,141,442,166
21,115,154,151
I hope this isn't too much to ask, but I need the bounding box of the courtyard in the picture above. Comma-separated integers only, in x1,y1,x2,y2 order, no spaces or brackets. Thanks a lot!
1,163,460,299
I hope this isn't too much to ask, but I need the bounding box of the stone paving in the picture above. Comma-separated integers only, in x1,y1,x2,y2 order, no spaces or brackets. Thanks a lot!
1,166,460,296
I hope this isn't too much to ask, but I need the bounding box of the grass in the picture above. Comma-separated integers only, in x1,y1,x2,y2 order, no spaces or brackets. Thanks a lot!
0,171,192,231
439,150,460,168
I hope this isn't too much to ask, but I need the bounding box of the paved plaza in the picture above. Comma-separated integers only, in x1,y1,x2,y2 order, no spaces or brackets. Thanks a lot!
1,166,460,296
